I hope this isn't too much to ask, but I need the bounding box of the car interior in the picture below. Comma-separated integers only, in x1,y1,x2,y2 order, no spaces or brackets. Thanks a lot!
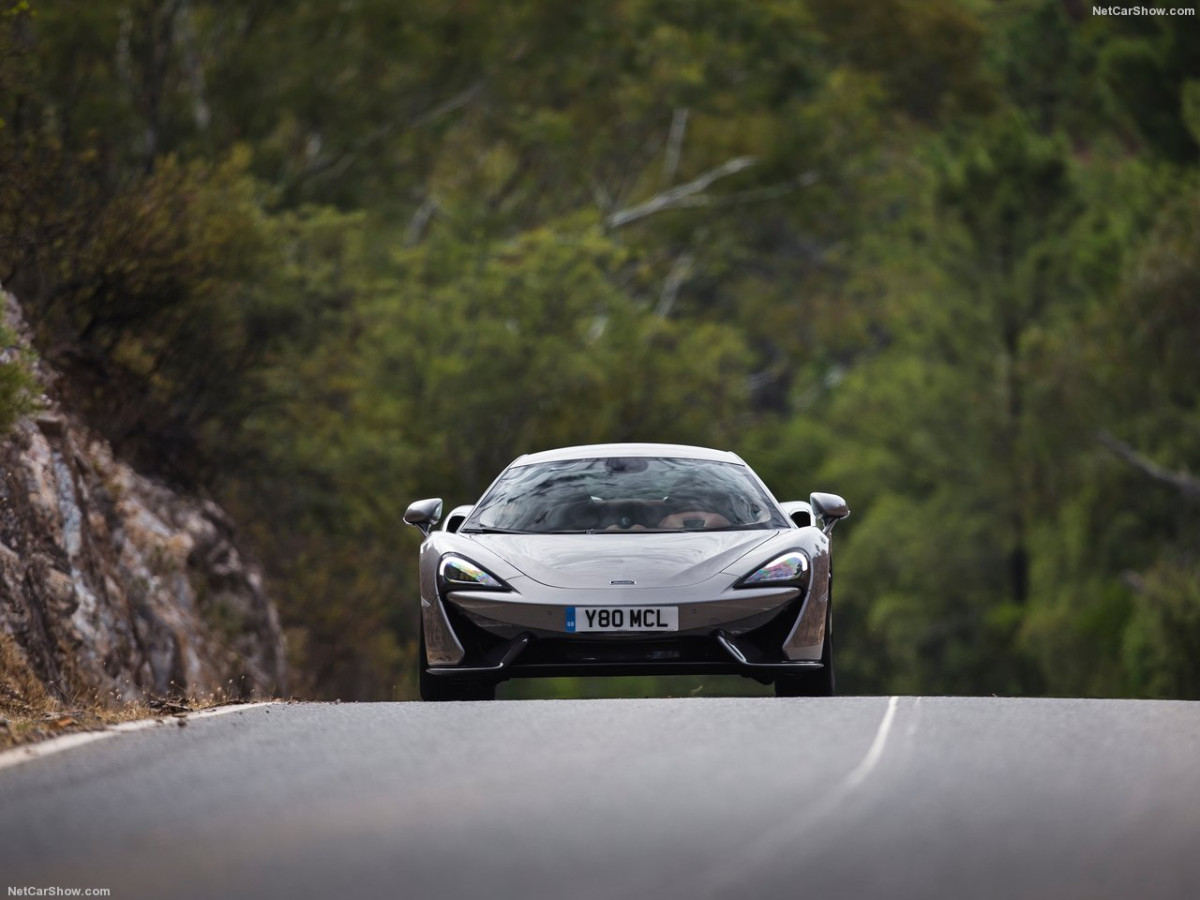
543,496,737,531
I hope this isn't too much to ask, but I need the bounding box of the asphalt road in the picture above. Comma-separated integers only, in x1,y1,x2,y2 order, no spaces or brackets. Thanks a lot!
1,696,1198,900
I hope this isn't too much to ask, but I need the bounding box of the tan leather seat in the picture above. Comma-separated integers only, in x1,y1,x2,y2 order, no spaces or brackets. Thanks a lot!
656,511,731,529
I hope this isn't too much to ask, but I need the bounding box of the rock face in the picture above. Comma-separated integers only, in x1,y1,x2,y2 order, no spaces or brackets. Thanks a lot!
0,290,286,706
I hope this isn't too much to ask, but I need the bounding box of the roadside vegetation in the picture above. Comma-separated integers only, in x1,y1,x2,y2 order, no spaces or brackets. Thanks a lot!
0,322,35,434
0,631,234,750
1,1,1197,700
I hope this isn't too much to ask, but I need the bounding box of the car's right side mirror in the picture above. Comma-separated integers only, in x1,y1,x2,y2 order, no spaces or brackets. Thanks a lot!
403,498,444,537
809,492,849,535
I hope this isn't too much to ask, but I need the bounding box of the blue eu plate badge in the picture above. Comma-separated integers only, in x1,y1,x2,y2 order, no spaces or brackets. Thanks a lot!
563,606,678,633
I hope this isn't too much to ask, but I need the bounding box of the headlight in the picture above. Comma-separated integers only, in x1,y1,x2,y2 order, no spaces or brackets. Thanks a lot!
438,555,509,590
737,551,810,587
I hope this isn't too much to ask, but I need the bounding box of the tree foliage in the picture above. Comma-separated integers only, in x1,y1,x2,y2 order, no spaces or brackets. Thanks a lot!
1,0,1197,698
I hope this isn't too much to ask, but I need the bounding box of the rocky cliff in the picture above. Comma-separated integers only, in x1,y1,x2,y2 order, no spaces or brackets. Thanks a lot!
0,290,286,710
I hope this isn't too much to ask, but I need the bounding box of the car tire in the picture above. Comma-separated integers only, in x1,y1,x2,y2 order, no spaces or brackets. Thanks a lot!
419,621,496,702
775,592,834,697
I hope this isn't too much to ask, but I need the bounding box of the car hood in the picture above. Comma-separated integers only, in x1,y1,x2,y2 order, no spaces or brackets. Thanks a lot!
464,530,780,588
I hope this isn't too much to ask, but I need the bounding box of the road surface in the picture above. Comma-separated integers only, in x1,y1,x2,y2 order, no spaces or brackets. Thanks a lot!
1,697,1198,899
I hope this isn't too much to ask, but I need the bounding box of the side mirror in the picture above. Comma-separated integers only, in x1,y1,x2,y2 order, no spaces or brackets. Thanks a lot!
779,500,814,529
810,492,849,535
441,504,474,533
403,498,443,537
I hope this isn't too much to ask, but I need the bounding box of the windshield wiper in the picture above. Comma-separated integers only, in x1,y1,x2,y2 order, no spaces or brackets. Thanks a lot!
460,526,536,535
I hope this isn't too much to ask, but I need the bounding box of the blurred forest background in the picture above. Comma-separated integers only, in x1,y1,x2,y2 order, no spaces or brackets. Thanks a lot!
1,0,1197,700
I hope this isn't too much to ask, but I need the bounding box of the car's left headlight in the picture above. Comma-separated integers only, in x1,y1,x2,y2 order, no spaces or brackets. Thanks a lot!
736,551,810,588
438,554,510,591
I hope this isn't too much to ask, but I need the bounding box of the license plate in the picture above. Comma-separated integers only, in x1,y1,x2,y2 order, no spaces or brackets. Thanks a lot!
565,606,679,633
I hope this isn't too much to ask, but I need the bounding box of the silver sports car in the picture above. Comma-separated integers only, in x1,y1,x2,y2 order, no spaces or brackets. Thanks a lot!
403,443,849,700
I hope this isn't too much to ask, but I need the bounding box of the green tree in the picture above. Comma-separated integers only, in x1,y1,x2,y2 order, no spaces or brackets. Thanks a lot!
816,111,1088,694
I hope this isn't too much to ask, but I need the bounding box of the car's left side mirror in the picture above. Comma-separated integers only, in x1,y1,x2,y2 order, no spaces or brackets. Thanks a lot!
404,498,443,537
810,492,849,535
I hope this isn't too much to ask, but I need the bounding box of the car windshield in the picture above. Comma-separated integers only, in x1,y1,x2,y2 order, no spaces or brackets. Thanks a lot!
461,456,788,534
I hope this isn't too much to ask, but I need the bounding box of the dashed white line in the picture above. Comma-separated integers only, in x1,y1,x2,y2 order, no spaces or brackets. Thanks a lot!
0,702,277,773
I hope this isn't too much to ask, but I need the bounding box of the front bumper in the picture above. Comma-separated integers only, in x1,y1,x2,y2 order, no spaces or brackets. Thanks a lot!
424,591,825,683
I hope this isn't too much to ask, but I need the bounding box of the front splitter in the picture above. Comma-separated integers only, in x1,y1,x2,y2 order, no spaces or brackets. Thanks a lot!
424,629,823,680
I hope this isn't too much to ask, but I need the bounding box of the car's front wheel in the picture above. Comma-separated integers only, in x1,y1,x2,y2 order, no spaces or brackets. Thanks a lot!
419,621,496,701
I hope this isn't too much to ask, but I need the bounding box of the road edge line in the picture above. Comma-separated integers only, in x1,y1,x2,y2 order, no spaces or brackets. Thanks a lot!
0,701,278,773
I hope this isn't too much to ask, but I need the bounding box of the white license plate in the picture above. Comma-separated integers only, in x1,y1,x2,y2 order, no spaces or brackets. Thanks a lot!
566,606,679,633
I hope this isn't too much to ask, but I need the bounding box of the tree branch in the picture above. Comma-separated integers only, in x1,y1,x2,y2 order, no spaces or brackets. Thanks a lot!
1098,432,1200,502
662,107,689,187
710,171,820,207
176,0,212,132
404,197,439,247
655,250,695,319
606,156,758,229
290,82,484,191
410,80,484,129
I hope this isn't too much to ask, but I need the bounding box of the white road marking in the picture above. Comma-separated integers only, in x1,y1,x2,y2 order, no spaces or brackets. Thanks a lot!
0,702,277,773
844,694,899,789
684,696,903,900
0,731,116,770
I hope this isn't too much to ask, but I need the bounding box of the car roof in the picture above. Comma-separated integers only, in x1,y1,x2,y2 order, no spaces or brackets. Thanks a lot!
510,443,744,467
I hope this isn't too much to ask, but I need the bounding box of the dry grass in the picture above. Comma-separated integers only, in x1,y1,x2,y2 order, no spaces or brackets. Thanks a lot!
0,632,250,751
0,629,51,715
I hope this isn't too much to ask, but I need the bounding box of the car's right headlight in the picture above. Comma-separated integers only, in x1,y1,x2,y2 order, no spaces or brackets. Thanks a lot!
735,551,810,588
438,554,510,591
